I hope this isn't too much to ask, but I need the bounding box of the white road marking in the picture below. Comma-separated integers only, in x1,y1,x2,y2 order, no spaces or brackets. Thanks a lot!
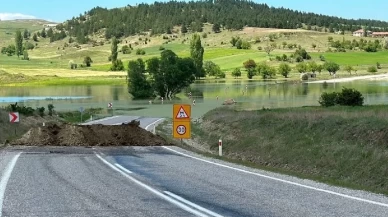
164,191,223,217
162,146,388,208
145,118,165,131
114,163,133,174
0,153,21,217
95,154,209,217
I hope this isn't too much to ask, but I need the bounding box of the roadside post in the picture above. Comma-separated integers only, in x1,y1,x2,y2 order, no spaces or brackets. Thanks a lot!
173,104,191,143
108,102,113,116
9,112,19,136
219,139,222,156
79,107,84,122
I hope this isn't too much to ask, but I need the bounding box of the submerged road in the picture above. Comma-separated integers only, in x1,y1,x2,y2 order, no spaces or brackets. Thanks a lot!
0,116,388,216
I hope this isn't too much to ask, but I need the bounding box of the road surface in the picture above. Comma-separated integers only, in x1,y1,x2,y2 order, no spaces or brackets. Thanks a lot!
1,116,388,216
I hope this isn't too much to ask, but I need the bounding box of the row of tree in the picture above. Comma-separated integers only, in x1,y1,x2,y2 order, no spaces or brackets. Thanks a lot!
0,31,29,60
242,59,342,79
328,37,386,52
62,0,388,39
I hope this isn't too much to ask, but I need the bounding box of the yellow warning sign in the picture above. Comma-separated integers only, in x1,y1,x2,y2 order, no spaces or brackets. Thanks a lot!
173,121,191,139
173,104,191,121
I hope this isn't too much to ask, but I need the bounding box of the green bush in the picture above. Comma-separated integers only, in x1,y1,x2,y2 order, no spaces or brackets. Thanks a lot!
337,87,364,106
318,92,339,107
319,88,364,107
37,107,45,117
301,73,309,81
367,66,377,73
6,103,34,116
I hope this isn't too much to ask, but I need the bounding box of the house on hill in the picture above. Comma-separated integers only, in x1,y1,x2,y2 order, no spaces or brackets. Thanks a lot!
371,32,388,37
352,29,372,37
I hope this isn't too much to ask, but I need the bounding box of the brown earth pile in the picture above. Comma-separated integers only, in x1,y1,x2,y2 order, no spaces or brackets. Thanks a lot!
11,121,170,146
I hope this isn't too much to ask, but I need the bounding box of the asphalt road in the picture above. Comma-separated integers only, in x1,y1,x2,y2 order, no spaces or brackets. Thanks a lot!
1,116,388,216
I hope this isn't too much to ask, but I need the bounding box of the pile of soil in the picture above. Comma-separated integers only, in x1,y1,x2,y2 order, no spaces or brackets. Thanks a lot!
11,121,170,146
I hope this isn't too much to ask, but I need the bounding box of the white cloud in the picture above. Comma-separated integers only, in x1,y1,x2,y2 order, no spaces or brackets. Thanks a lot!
0,13,37,20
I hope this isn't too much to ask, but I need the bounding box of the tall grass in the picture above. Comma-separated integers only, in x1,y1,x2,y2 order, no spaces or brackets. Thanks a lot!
192,105,388,195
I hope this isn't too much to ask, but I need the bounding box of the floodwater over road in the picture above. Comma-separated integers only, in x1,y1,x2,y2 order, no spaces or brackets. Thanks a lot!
1,78,388,118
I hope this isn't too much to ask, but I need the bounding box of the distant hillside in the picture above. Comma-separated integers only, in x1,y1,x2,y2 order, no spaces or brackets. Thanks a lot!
62,0,388,39
0,19,53,45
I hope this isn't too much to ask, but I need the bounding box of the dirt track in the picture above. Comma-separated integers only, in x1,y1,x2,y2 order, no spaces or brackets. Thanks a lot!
11,121,170,146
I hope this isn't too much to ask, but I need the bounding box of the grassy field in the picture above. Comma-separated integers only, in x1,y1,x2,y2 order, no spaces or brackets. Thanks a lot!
187,105,388,195
1,21,388,85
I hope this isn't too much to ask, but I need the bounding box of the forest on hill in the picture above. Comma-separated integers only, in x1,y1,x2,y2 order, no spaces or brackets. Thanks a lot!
60,0,388,40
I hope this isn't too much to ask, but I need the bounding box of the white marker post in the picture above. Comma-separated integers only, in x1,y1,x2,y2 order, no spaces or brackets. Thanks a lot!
219,139,222,156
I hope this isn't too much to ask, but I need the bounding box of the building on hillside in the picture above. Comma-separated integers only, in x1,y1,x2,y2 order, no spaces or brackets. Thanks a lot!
352,29,372,37
371,32,388,37
43,23,57,30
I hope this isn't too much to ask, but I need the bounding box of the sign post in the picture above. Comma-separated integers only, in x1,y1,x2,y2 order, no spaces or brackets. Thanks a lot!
219,139,222,156
173,104,191,140
9,112,19,136
9,112,19,123
79,107,84,122
108,102,113,116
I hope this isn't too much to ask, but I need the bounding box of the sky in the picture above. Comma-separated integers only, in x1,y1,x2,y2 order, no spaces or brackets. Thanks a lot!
0,0,387,22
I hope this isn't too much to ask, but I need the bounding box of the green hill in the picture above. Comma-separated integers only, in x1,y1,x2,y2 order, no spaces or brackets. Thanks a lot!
0,19,54,47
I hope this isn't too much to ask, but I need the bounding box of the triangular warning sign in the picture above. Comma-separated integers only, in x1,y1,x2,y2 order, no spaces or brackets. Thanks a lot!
176,106,189,119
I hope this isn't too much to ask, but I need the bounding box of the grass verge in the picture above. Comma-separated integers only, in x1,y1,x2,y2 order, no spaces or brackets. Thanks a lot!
159,105,388,196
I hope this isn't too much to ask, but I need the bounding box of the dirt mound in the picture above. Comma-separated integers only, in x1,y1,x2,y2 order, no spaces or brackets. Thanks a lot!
11,121,170,146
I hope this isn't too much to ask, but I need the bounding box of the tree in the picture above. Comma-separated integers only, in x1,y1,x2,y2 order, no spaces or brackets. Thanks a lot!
296,62,308,73
41,28,46,38
111,59,124,71
47,104,54,116
241,41,251,49
243,59,257,79
190,33,205,79
235,39,243,49
83,56,93,67
32,33,38,42
344,65,353,75
212,23,221,33
257,62,276,79
122,45,131,54
312,43,317,49
22,50,29,60
204,61,222,77
147,50,196,98
47,28,54,38
230,36,239,47
24,41,35,50
23,29,29,39
278,63,292,78
316,64,324,74
308,61,319,74
324,61,340,75
111,37,118,62
231,68,242,78
15,30,23,58
264,43,275,55
128,58,153,98
181,24,188,34
282,41,287,49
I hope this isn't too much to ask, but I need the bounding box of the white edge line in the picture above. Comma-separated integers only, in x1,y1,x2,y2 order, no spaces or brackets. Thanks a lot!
95,154,209,217
114,163,133,174
164,191,223,217
145,118,165,131
162,146,388,208
0,152,21,217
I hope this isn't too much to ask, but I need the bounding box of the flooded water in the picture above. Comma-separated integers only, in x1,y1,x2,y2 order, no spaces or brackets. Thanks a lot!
1,79,388,119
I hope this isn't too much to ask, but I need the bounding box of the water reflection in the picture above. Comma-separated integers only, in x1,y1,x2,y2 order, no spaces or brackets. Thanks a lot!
0,79,388,118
